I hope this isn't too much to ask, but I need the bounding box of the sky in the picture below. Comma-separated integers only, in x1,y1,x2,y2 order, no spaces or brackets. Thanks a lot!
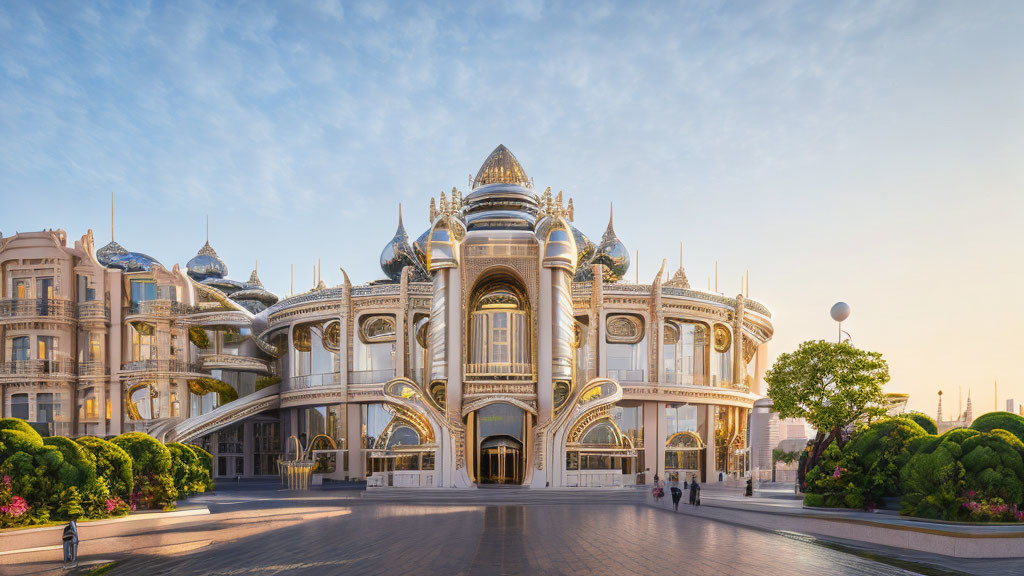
1,1,1022,417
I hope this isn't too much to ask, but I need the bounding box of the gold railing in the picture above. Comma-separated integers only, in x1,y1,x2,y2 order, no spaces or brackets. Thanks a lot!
464,362,533,378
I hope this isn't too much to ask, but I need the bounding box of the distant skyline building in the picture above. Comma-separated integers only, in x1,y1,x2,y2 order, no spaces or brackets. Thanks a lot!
936,389,974,433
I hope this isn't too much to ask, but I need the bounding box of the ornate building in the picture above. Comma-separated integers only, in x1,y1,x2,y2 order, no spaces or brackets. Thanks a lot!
0,145,774,488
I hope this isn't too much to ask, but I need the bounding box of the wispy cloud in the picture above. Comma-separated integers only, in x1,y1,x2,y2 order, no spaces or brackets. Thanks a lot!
1,1,1022,413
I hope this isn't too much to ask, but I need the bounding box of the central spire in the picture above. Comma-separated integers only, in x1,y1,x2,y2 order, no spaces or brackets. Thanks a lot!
472,144,530,189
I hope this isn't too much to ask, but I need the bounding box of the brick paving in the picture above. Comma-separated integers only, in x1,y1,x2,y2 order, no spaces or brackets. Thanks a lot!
4,486,1013,576
105,502,948,576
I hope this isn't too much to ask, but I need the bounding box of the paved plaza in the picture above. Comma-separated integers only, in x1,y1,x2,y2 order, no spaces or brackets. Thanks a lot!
4,484,1018,576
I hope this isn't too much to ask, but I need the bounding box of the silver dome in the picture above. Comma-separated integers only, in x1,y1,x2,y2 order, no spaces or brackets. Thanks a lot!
186,241,228,281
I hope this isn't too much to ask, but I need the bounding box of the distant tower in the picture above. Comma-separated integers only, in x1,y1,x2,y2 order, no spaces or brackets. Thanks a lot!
937,390,943,424
965,389,973,423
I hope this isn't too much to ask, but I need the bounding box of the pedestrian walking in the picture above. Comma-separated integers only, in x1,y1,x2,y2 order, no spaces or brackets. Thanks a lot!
689,475,701,506
670,484,683,511
652,474,665,503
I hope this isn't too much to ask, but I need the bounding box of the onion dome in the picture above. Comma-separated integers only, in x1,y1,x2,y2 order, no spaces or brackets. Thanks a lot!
96,240,161,272
426,212,466,271
588,203,630,282
379,206,429,282
229,268,279,313
186,241,228,281
413,228,430,269
462,145,538,231
571,226,595,268
201,278,244,295
536,215,578,273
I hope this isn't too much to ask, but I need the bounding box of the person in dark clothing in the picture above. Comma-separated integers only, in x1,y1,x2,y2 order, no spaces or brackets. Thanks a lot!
689,475,701,506
745,478,753,497
670,485,683,511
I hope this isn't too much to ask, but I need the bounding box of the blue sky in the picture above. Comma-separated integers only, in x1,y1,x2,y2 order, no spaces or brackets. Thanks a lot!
1,1,1022,415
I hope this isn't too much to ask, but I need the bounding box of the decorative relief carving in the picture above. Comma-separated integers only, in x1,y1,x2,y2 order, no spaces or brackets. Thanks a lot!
714,324,731,353
606,314,644,344
359,314,396,343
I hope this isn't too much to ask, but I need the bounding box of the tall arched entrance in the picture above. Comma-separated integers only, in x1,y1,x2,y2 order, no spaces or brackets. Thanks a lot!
471,402,526,485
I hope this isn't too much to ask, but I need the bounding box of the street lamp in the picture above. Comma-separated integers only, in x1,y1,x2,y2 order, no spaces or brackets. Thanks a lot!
830,302,851,344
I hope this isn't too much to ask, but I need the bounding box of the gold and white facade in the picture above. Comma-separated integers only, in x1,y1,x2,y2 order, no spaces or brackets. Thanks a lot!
0,145,773,487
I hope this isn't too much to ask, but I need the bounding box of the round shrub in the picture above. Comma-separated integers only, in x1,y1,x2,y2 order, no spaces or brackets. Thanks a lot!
901,428,1024,521
805,417,927,510
42,436,97,490
971,412,1024,444
77,436,134,500
111,432,178,510
0,418,44,460
166,443,208,497
905,412,938,435
188,444,214,491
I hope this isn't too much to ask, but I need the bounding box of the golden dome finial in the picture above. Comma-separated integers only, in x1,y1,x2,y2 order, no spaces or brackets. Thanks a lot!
429,197,437,222
472,144,529,189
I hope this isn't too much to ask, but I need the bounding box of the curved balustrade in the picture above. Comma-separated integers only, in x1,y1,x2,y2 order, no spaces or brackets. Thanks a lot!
464,362,533,379
348,368,396,385
120,359,201,373
76,301,110,322
288,372,342,390
0,298,76,321
0,359,76,376
124,300,198,317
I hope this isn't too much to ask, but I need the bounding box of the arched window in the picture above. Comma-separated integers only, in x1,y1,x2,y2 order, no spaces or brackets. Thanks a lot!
467,279,531,378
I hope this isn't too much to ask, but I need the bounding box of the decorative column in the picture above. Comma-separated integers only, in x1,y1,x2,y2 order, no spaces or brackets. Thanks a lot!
705,404,717,483
107,268,122,435
733,295,745,388
397,267,409,379
592,264,605,378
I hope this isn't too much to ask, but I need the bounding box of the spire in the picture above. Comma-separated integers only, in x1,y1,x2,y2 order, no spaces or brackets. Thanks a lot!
937,390,943,423
666,242,691,289
398,203,403,228
111,191,115,242
966,389,973,422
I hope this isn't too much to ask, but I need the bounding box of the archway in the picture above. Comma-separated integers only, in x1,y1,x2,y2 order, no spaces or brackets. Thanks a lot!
473,402,526,485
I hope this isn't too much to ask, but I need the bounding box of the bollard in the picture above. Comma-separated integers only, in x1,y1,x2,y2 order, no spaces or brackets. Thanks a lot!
62,519,79,568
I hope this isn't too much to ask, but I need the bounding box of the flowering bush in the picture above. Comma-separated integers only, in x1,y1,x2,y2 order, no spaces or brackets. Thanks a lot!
901,428,1024,521
111,433,178,510
0,419,210,529
0,475,30,528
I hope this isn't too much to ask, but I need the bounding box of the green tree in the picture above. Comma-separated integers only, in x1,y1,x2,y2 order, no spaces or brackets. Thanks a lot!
905,412,938,435
765,341,889,487
971,412,1024,443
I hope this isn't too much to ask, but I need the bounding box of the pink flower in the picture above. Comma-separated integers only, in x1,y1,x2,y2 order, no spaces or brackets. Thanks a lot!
2,475,9,485
2,496,29,517
832,466,844,479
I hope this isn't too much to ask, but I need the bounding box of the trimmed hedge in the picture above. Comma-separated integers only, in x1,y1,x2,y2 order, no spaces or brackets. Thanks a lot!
900,428,1023,521
77,436,133,500
905,412,938,435
804,417,928,510
971,412,1024,444
0,420,212,527
111,432,178,511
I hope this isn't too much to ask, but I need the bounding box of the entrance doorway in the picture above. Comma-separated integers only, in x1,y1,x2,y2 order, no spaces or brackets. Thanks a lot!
479,436,522,484
472,402,527,485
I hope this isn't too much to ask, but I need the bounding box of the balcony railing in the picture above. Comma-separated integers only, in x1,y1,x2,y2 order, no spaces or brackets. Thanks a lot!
289,372,342,390
120,359,201,373
348,368,396,385
607,368,645,383
0,359,76,376
77,301,110,322
464,362,533,379
125,300,196,316
0,298,76,321
78,361,110,376
663,372,708,387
